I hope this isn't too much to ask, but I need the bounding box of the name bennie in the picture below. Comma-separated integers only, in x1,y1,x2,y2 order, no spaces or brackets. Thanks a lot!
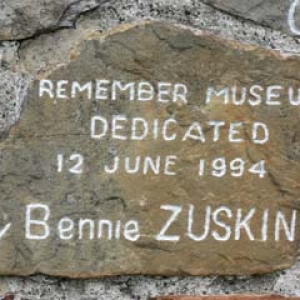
26,203,297,243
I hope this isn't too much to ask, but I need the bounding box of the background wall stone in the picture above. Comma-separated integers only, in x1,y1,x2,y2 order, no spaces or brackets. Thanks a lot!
1,0,300,299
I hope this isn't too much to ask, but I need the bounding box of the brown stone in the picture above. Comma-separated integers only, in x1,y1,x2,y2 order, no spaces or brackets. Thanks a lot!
0,21,300,277
2,295,17,300
153,296,300,300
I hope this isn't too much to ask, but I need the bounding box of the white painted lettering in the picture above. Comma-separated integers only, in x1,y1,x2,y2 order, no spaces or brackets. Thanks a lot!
56,80,69,99
206,86,230,104
252,122,269,144
173,84,188,104
131,118,149,140
98,220,113,240
71,81,92,99
124,220,140,241
164,155,177,176
79,219,95,240
163,119,177,141
266,86,282,105
229,122,244,143
112,115,127,140
58,217,74,240
138,81,154,101
275,210,297,241
26,204,50,240
39,80,54,98
187,205,210,241
212,206,232,241
158,82,172,103
248,85,263,106
112,81,135,101
91,116,108,139
235,208,256,241
95,79,110,100
183,122,206,142
156,205,182,241
209,121,225,142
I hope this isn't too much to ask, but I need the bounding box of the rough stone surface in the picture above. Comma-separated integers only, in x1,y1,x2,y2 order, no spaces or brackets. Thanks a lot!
17,0,300,76
153,296,300,300
0,0,114,41
2,0,300,41
0,41,31,132
0,294,19,300
2,0,300,299
202,0,300,36
0,0,74,40
2,21,300,278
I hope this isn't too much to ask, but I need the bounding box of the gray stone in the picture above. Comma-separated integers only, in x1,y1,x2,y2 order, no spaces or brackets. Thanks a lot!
0,41,31,133
0,0,109,40
0,0,73,40
0,71,30,132
18,0,300,77
202,0,300,36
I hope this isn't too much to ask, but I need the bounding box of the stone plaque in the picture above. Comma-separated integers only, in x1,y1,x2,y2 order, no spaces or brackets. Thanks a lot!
153,296,300,300
1,21,300,277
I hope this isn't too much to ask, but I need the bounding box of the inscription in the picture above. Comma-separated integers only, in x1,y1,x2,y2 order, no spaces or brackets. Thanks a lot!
39,80,188,104
24,203,296,242
1,22,300,277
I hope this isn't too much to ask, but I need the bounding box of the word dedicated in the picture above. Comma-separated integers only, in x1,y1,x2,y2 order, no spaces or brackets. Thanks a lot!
91,116,269,144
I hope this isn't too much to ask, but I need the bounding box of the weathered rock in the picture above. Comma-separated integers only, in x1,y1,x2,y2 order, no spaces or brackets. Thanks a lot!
202,0,300,36
0,294,18,300
0,0,108,40
0,41,30,133
1,21,300,277
0,0,74,40
153,296,300,300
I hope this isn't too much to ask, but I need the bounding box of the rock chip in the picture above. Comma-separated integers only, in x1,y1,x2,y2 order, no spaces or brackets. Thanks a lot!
0,22,300,277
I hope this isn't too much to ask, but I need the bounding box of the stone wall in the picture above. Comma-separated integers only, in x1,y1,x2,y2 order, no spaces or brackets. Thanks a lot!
1,0,300,299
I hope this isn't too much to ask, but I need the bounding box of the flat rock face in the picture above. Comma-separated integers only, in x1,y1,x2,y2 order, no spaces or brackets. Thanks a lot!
203,0,300,35
1,21,300,277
